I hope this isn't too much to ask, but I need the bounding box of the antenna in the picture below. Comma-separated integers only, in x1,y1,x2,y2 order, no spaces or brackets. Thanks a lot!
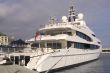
49,16,56,24
68,0,76,22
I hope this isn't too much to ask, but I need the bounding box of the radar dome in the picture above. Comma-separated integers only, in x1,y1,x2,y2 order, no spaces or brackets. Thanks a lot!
78,13,84,20
62,16,68,22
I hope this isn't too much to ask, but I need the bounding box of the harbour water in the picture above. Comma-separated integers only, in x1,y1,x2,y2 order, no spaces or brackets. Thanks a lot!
0,53,110,73
53,53,110,73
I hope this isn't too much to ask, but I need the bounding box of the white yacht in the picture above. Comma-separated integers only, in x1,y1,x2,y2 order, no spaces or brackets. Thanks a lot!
26,6,102,72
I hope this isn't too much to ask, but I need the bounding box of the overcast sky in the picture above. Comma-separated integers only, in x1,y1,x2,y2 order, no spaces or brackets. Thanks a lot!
0,0,110,48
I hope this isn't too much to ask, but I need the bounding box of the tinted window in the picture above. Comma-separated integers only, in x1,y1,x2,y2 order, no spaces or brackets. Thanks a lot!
74,42,99,49
47,42,61,49
76,31,92,42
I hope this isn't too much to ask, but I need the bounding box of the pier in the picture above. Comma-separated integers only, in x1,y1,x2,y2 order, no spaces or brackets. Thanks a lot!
102,48,110,53
0,65,37,73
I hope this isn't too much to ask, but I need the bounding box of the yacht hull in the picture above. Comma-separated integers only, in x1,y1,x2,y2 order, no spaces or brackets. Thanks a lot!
26,48,101,72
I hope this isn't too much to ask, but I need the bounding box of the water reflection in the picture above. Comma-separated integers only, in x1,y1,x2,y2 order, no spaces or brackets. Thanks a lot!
101,54,110,73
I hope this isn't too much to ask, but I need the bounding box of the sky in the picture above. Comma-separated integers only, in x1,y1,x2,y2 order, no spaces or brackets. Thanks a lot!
0,0,110,48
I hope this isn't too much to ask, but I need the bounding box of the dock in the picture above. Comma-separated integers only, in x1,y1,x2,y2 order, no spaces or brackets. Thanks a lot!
102,48,110,53
0,65,38,73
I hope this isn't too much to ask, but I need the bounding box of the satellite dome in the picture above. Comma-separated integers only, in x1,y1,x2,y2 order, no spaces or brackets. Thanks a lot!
62,16,68,22
78,13,84,20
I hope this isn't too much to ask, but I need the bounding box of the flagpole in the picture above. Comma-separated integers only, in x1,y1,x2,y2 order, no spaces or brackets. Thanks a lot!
35,32,43,53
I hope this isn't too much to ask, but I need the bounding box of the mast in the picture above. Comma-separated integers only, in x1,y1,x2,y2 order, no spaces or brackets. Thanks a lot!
68,2,76,22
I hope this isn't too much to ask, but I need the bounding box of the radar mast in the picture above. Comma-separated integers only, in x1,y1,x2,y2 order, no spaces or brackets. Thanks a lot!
68,1,76,22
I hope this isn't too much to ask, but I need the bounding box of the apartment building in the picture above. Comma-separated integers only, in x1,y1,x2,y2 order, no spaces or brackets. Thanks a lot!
0,32,10,45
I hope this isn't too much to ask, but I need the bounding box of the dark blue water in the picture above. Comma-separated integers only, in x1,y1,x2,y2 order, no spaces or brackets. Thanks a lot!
53,53,110,73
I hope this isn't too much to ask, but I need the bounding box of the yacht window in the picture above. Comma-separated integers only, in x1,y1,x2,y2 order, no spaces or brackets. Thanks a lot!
67,41,73,48
47,42,62,49
40,42,45,48
31,42,45,48
47,43,52,48
31,43,39,48
76,31,92,42
45,30,72,36
67,32,72,36
63,32,66,34
92,34,96,37
74,42,99,49
98,42,101,44
53,43,56,49
56,43,62,49
84,44,90,49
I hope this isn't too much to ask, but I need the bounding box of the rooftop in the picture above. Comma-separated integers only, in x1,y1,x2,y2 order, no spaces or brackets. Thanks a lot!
0,32,7,36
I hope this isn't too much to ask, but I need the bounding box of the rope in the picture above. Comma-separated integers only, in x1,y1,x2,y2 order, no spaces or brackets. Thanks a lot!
45,50,69,73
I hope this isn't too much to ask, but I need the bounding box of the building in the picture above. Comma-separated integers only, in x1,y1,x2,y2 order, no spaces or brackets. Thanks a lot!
0,32,11,45
10,39,27,48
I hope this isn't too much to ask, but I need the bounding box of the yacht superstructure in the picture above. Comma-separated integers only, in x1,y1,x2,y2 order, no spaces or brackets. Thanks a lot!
26,6,102,72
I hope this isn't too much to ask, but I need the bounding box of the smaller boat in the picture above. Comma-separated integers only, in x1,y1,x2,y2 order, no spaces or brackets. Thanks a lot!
0,51,13,65
0,52,7,64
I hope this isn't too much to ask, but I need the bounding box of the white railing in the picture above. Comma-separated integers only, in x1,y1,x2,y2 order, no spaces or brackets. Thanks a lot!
45,23,67,27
